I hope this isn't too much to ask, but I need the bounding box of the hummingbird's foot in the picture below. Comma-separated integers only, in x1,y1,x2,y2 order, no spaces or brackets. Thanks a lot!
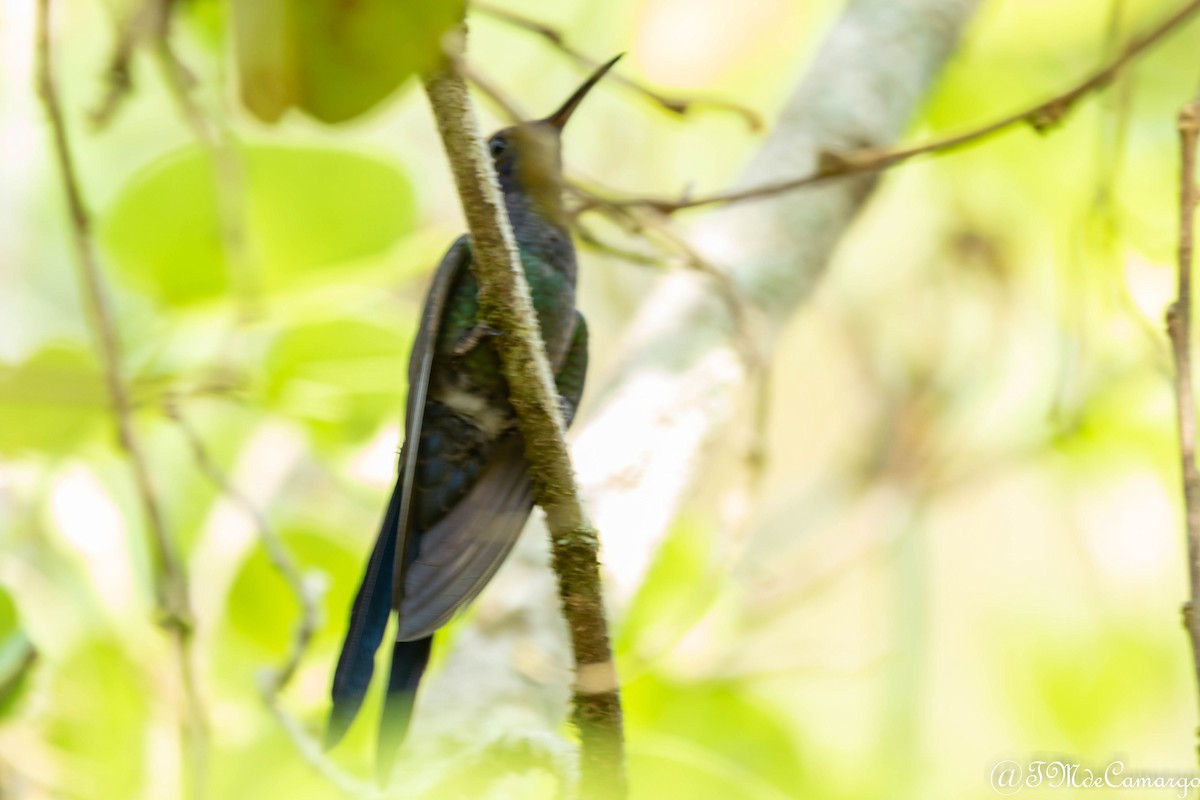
453,324,503,357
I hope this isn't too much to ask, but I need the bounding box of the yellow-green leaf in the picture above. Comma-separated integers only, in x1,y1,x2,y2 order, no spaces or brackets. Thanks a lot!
100,144,415,306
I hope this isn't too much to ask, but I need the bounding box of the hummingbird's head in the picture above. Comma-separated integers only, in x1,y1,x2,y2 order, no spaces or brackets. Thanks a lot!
486,54,622,221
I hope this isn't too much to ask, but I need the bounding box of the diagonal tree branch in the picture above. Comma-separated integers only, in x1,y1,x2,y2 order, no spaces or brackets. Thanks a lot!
34,0,208,797
421,41,625,800
580,0,1200,216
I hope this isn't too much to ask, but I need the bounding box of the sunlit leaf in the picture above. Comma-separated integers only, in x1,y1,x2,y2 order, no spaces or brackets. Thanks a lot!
100,144,415,306
232,0,466,123
0,345,106,455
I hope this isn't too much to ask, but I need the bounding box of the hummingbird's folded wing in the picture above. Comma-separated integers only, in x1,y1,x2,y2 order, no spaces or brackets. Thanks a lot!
327,237,470,748
396,434,534,640
395,314,589,640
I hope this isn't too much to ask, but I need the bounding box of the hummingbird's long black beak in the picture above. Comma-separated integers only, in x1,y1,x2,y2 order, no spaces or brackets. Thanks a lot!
543,53,624,131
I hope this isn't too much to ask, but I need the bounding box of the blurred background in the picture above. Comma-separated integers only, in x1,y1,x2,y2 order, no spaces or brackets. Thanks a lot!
3,0,1200,797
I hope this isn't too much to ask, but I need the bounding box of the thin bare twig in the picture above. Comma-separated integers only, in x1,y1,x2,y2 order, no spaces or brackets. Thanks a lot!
582,0,1200,215
574,222,666,268
1169,91,1200,764
129,369,249,410
458,57,528,123
167,398,384,796
36,0,190,640
453,54,767,401
473,2,763,132
451,56,769,471
264,700,378,798
574,208,773,476
640,213,759,360
569,184,763,371
34,1,208,796
746,359,772,474
154,29,296,734
151,4,259,319
422,49,626,799
88,0,159,127
164,403,318,693
572,185,772,471
91,0,259,318
163,403,369,793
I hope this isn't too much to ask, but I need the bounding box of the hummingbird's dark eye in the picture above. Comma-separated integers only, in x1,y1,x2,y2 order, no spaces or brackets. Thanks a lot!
489,137,507,158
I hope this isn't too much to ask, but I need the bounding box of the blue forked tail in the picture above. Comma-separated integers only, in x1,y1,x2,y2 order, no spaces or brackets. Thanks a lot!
376,636,433,780
326,481,402,750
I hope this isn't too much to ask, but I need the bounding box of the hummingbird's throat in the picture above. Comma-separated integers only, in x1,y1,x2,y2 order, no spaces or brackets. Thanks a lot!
511,125,566,226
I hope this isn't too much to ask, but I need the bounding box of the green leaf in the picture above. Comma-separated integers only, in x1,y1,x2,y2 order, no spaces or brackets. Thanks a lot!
44,641,148,798
0,587,36,719
223,528,359,659
0,345,106,455
264,317,413,443
183,0,228,52
618,516,716,664
997,623,1180,750
232,0,466,124
100,144,415,306
625,674,804,800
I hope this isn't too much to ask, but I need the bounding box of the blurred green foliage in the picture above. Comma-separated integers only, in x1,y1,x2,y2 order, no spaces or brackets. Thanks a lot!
264,318,413,444
102,144,416,305
231,0,467,123
0,587,35,719
3,0,1200,798
0,346,106,456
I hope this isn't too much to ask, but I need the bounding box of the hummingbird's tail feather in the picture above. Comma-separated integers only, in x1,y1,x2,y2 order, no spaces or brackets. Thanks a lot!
377,635,434,783
326,471,404,750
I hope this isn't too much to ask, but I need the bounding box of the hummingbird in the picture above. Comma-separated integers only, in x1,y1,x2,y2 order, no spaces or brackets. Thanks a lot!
326,55,622,767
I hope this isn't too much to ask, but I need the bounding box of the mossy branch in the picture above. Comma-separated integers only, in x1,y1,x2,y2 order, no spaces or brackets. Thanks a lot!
420,48,626,800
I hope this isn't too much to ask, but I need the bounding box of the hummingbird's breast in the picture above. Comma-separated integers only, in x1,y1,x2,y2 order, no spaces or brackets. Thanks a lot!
429,375,514,440
425,223,578,444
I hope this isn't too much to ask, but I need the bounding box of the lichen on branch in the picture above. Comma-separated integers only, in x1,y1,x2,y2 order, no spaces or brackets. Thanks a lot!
420,48,626,800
